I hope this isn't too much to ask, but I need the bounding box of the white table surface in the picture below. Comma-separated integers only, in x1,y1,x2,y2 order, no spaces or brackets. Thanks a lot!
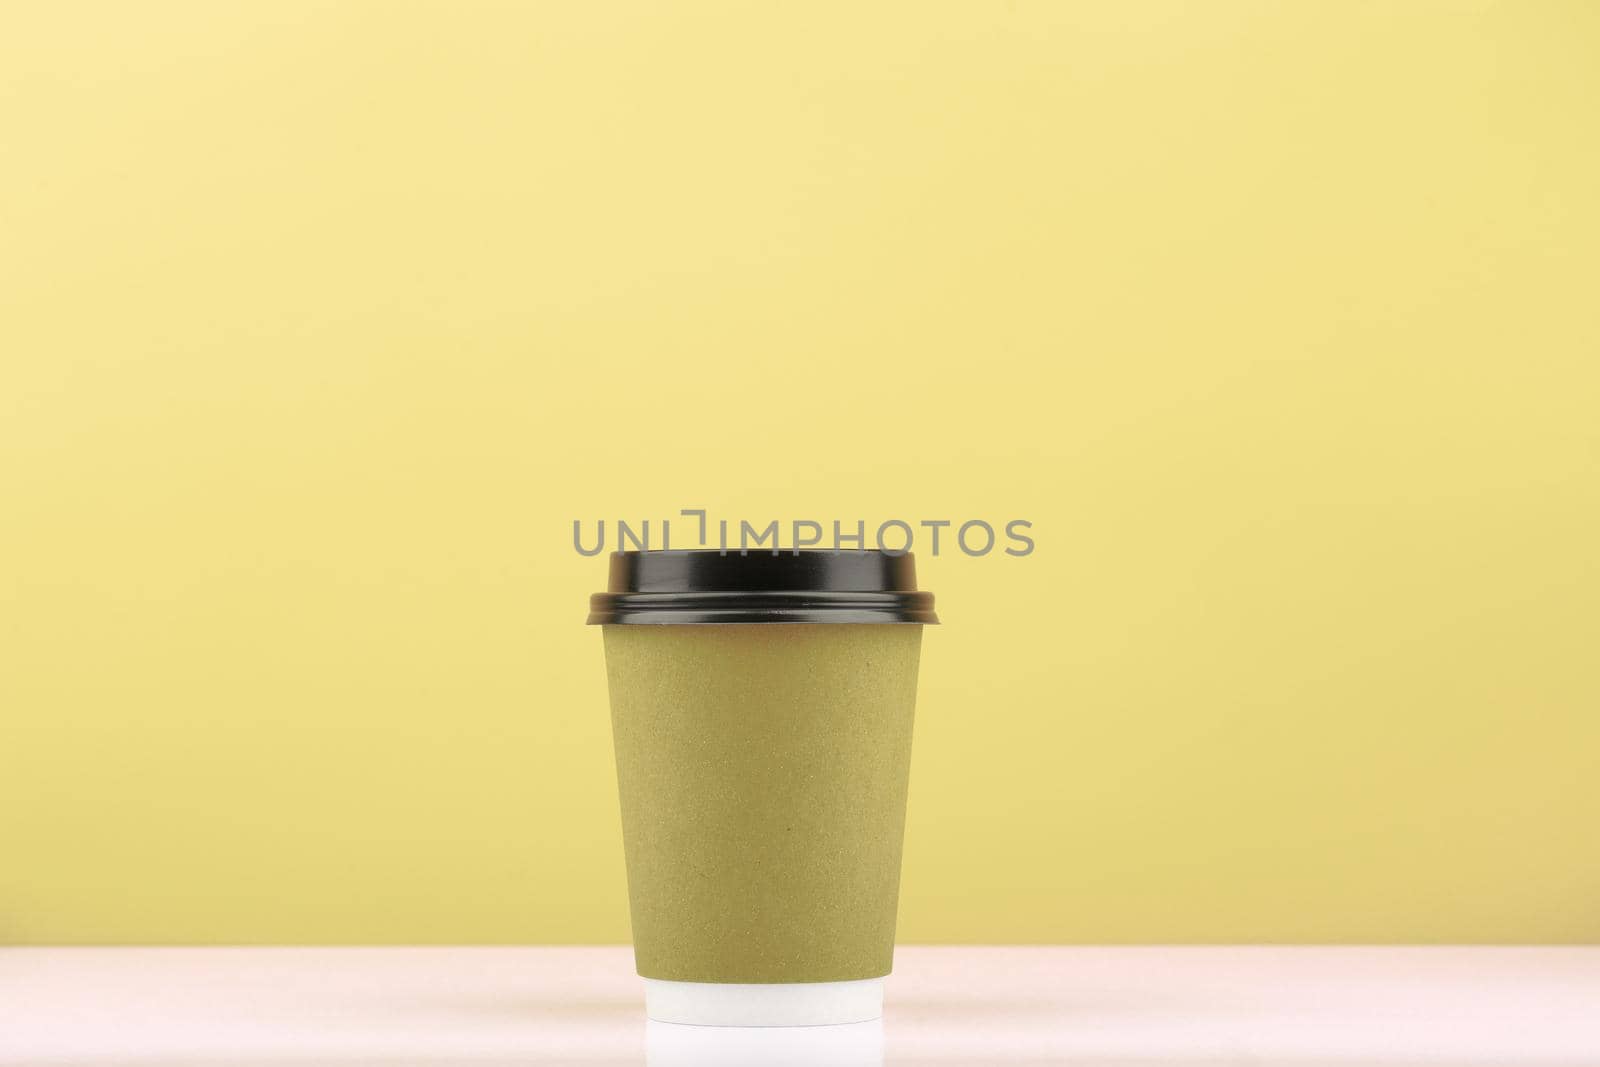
3,946,1598,1065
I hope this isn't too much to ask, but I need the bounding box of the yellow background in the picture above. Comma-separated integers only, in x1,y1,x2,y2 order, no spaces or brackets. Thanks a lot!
3,2,1598,945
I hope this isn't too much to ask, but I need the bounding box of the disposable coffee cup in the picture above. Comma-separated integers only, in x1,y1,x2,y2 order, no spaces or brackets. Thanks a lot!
588,549,938,1027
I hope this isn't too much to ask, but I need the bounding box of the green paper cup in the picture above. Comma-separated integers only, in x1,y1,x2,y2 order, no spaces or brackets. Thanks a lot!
588,550,937,1026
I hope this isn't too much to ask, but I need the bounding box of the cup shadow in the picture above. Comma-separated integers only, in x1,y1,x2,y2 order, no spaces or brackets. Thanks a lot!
645,1017,883,1067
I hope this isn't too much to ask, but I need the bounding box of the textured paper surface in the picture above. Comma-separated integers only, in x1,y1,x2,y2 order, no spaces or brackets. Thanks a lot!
603,624,923,983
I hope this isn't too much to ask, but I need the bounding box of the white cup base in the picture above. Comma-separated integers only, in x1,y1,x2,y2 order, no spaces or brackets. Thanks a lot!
642,976,885,1027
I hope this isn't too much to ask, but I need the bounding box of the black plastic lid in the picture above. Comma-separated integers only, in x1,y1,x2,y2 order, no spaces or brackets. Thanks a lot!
586,550,938,625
